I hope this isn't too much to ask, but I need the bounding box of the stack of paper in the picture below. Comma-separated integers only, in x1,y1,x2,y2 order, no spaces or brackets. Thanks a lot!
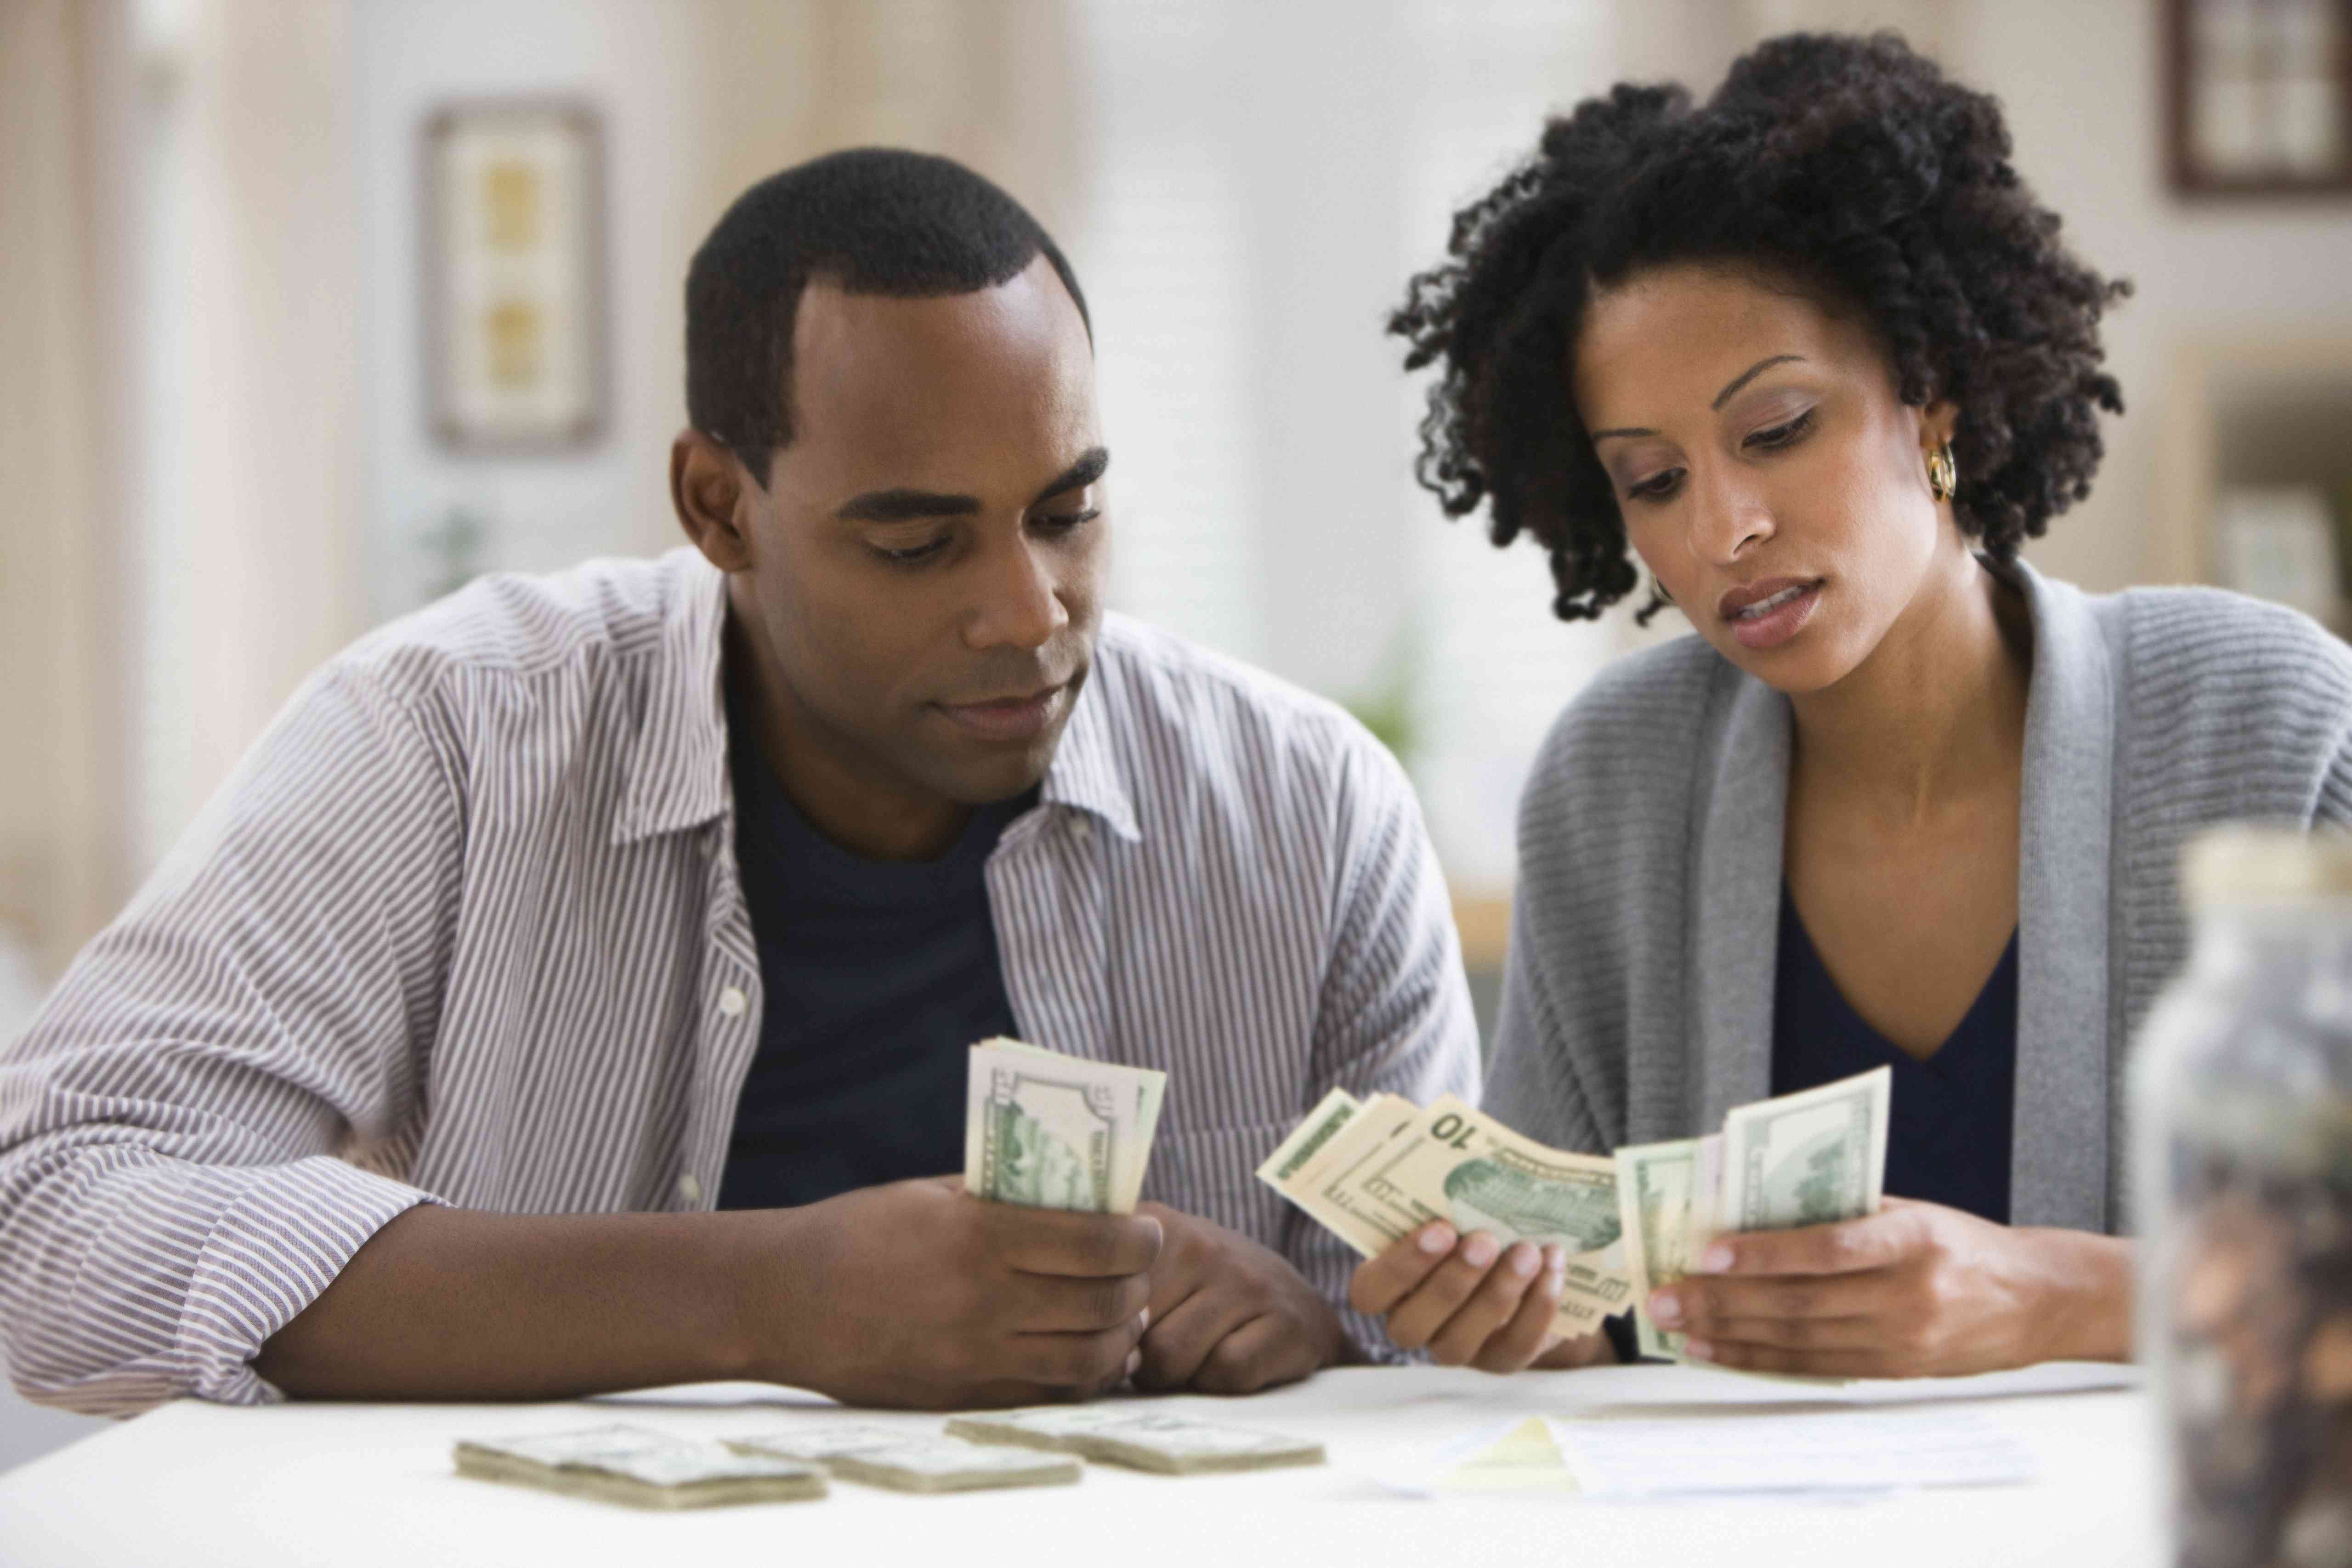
1548,1407,2039,1496
1374,1407,2039,1498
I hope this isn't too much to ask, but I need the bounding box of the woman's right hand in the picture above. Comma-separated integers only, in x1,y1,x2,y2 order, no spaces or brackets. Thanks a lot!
1347,1221,1611,1371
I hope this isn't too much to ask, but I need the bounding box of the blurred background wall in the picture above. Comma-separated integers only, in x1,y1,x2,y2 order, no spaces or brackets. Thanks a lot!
3,0,2348,1471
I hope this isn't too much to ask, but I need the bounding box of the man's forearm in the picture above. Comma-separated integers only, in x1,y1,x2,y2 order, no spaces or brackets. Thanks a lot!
254,1205,780,1401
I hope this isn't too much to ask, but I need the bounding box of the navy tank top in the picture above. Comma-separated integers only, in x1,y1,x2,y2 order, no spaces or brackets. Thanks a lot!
1769,889,2018,1225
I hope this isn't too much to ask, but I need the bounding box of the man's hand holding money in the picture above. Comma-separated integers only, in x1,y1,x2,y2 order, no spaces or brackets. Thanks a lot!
960,1039,1347,1396
1642,1195,2133,1379
1128,1203,1349,1395
759,1177,1162,1409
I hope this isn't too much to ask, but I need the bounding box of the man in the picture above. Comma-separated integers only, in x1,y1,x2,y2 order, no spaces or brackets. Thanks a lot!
0,150,1477,1414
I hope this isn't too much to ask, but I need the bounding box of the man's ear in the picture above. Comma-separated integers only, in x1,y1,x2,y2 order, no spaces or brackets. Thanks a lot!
670,429,755,571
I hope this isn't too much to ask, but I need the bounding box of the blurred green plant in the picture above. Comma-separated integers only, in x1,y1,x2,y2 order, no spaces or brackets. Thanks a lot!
1339,627,1423,769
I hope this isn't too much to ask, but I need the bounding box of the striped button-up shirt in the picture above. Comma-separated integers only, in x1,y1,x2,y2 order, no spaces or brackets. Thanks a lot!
0,549,1478,1415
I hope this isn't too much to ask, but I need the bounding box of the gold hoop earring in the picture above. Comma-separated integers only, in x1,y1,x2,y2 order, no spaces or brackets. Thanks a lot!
1927,443,1958,504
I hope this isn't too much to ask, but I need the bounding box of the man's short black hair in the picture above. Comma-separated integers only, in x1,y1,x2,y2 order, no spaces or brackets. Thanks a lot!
685,147,1089,486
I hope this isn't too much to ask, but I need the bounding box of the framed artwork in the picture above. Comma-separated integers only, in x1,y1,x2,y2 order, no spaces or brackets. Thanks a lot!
2218,485,2343,621
2167,0,2352,196
421,99,608,450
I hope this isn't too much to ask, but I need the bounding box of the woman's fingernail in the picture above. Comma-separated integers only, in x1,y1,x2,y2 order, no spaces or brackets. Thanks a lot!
1462,1232,1500,1268
1125,1349,1142,1377
1697,1245,1734,1274
1649,1292,1682,1325
1510,1243,1540,1278
1544,1244,1566,1272
1418,1223,1455,1255
1684,1339,1714,1362
1138,1306,1150,1331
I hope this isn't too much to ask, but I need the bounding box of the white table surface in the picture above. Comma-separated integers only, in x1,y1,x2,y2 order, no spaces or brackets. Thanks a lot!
0,1362,2155,1568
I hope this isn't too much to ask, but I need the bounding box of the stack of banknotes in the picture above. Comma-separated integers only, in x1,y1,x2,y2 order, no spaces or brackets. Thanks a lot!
963,1036,1164,1213
453,1413,1321,1507
1613,1067,1891,1359
1258,1066,1891,1354
728,1425,1080,1493
946,1408,1326,1473
454,1426,827,1509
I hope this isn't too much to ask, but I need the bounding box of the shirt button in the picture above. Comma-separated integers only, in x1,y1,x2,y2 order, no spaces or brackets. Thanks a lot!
676,1172,703,1206
717,985,748,1019
1072,820,1093,842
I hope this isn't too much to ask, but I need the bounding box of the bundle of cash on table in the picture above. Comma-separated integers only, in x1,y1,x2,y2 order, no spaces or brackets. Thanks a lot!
454,1426,827,1509
454,1412,1321,1508
729,1424,1080,1493
1257,1065,1890,1358
948,1407,1324,1473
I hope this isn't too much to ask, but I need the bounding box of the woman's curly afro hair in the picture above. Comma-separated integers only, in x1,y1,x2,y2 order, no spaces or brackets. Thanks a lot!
1389,31,2130,622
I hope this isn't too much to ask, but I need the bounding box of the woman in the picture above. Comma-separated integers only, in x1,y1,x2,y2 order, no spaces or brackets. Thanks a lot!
1352,32,2352,1378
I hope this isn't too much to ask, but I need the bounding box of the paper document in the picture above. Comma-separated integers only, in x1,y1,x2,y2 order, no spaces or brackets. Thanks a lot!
1368,1416,1584,1497
1548,1408,2039,1496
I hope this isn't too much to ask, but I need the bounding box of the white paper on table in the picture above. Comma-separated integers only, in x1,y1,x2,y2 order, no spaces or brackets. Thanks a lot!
1564,1358,2138,1408
1547,1407,2039,1497
1831,1359,2139,1402
1363,1416,1573,1498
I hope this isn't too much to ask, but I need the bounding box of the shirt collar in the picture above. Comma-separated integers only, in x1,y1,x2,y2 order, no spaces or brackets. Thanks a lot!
1038,658,1142,843
615,549,1142,846
613,549,731,845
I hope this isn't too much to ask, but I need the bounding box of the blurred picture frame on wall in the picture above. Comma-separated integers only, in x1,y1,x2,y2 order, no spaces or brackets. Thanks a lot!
2218,486,2345,626
2166,0,2352,196
421,99,608,451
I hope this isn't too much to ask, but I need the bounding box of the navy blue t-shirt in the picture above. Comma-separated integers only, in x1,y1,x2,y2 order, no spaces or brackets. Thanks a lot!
1769,889,2018,1225
716,681,1031,1212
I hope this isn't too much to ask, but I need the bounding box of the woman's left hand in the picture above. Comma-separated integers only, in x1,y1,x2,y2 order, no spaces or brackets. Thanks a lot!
1644,1197,2132,1379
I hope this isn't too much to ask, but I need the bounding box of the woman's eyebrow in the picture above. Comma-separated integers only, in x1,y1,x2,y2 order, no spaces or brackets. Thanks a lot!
1588,354,1810,442
1710,353,1806,409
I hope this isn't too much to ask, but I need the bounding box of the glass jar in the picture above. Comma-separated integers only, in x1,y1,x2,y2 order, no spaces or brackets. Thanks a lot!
2136,826,2352,1568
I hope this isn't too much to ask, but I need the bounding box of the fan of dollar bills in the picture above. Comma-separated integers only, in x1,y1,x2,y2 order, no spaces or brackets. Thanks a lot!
1257,1067,1890,1357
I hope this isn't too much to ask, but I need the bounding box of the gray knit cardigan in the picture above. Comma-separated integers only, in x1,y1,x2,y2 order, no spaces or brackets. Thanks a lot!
1485,562,2352,1233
